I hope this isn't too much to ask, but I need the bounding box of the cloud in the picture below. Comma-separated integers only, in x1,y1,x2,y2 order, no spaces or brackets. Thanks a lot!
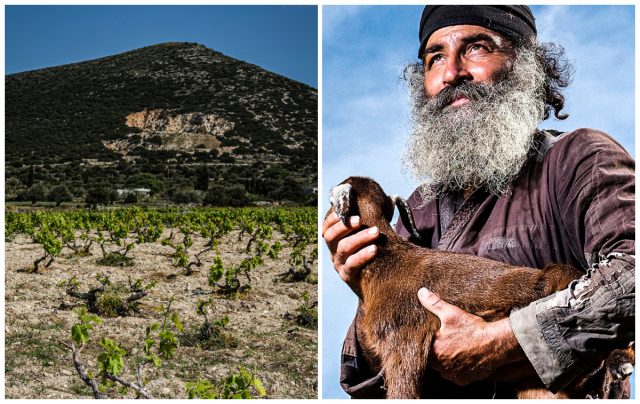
535,5,635,154
322,6,365,45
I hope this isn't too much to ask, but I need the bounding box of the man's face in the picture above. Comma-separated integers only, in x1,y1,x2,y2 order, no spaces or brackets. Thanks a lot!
422,25,514,106
404,25,546,203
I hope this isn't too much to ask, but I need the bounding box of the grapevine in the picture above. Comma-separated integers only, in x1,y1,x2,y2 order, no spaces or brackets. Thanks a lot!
7,206,317,398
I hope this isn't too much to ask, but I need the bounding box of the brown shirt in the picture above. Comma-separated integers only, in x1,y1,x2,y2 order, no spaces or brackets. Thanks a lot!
340,129,635,398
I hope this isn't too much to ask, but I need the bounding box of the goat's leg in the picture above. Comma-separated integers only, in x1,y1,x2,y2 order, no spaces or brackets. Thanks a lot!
378,332,430,399
606,346,635,381
383,353,423,398
598,346,635,398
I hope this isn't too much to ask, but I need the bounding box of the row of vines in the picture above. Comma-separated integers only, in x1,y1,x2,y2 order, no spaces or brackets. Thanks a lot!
5,206,318,399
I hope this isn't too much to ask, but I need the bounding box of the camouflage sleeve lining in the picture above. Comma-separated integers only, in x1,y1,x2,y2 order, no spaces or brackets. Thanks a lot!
510,253,635,392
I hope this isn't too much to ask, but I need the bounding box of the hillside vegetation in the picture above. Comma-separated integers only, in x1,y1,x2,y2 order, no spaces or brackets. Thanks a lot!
6,42,317,206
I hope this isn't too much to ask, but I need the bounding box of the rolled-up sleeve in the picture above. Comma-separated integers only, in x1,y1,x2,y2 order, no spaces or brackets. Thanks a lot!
511,253,635,392
511,130,635,392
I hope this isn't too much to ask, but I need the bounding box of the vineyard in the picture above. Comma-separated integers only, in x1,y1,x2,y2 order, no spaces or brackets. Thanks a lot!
5,206,318,399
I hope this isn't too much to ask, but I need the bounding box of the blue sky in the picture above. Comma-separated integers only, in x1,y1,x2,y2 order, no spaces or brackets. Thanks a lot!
322,5,635,399
5,5,318,87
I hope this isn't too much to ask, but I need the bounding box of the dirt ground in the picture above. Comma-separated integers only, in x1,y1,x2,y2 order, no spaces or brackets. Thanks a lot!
5,229,318,399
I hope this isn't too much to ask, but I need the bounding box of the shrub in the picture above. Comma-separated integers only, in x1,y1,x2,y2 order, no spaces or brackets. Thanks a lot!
86,186,112,207
219,152,235,164
123,192,138,204
185,367,266,399
208,255,262,297
96,252,135,267
125,173,163,195
171,190,202,204
204,184,248,207
48,184,73,206
287,291,317,329
61,274,154,317
180,300,238,350
20,183,48,204
64,299,182,399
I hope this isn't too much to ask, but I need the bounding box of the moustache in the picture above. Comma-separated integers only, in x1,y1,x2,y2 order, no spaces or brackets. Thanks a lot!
428,81,491,112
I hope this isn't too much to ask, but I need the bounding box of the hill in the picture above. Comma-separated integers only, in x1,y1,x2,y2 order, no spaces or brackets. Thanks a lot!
5,42,317,205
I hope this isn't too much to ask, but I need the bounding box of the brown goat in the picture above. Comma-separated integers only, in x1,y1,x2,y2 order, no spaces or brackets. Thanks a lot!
329,176,633,399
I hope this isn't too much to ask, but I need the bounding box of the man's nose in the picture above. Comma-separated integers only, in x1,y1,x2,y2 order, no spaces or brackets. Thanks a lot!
442,57,472,86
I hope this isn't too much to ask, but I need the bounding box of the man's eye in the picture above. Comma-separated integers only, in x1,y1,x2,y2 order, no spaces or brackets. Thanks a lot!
468,44,488,53
427,54,444,68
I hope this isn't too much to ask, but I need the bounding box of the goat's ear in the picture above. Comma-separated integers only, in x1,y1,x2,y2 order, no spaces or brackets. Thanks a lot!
383,194,395,223
389,194,422,242
329,183,354,225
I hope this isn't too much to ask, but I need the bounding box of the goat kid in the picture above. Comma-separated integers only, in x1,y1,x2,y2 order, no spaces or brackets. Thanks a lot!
328,176,634,399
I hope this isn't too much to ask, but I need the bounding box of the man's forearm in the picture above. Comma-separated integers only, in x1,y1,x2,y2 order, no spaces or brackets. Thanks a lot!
419,288,533,385
486,317,524,365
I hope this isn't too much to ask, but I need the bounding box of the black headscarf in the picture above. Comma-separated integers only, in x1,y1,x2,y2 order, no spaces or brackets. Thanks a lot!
418,5,537,59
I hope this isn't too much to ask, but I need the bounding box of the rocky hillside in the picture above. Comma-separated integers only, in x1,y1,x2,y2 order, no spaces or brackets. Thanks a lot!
6,42,317,205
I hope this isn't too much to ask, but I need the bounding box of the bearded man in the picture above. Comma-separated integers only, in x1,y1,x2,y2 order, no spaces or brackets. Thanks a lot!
322,5,635,399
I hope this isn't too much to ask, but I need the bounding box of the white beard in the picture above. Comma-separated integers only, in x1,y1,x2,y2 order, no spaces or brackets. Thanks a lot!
403,46,546,203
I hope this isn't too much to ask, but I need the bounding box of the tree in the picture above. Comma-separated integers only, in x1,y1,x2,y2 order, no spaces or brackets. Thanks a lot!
263,165,288,181
109,189,119,205
6,177,23,200
21,183,48,204
171,189,202,204
195,166,210,191
204,184,248,207
49,184,73,206
226,184,250,206
219,152,235,164
27,164,35,187
124,192,138,204
86,186,111,208
203,185,227,206
125,173,163,195
281,177,305,202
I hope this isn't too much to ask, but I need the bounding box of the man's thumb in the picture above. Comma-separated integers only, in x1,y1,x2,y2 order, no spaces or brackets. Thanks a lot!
418,287,456,321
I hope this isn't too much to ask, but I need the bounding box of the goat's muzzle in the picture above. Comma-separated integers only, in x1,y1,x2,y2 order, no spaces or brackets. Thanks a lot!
329,183,353,225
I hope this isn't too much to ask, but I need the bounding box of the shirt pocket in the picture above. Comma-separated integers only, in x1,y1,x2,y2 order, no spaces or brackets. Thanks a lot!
477,224,559,269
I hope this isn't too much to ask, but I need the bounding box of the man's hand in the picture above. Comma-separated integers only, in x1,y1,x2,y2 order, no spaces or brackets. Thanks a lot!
417,287,529,385
322,211,379,296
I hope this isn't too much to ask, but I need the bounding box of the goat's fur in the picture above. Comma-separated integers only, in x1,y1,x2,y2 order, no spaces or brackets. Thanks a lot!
329,176,634,399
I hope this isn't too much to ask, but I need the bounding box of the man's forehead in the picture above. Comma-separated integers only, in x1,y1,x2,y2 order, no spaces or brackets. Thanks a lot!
426,25,507,48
